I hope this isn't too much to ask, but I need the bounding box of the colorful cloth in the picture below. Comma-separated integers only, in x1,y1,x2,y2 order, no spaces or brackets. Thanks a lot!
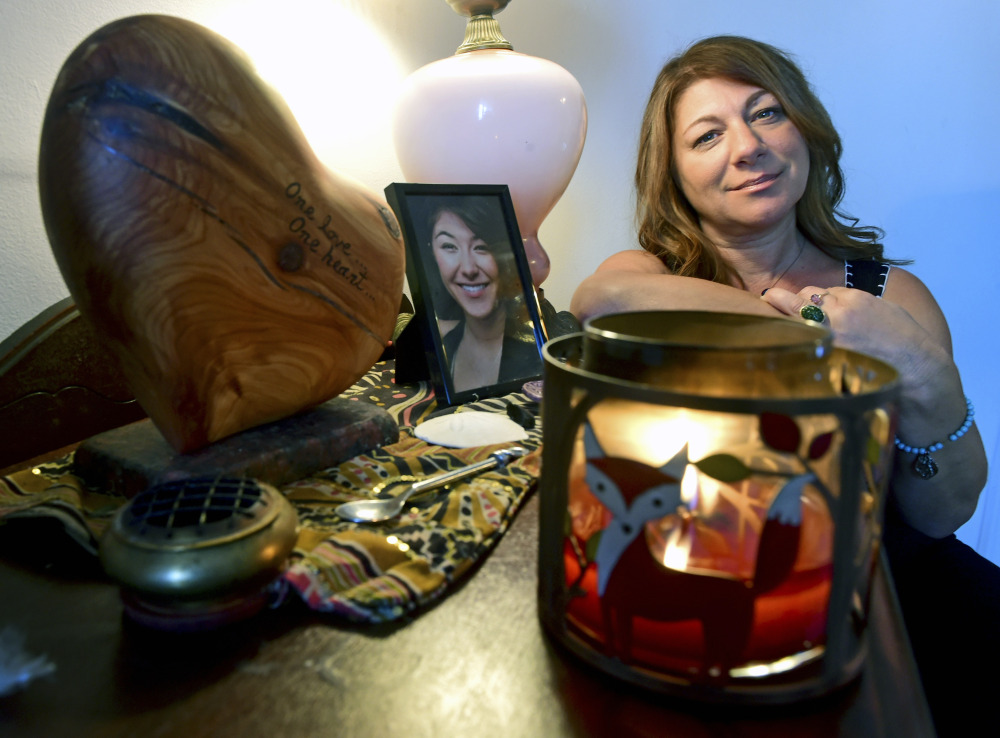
0,361,541,623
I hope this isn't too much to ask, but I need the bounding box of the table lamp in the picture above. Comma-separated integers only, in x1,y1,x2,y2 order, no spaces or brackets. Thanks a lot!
391,0,588,287
537,312,900,703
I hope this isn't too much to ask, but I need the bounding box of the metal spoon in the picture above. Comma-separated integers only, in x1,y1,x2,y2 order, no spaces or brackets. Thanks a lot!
334,446,527,523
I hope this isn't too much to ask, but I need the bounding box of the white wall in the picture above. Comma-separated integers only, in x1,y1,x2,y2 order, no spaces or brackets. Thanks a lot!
2,0,998,561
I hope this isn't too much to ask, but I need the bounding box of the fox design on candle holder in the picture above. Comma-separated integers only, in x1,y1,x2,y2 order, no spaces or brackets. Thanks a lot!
583,424,807,678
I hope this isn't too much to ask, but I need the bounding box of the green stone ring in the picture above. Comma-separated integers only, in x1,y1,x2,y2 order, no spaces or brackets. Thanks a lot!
800,304,826,323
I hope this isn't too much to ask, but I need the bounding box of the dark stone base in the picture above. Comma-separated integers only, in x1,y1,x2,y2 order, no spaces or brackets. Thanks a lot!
73,398,398,498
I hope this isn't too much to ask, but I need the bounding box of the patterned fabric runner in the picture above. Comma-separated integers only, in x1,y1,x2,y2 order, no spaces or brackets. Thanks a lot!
0,361,541,623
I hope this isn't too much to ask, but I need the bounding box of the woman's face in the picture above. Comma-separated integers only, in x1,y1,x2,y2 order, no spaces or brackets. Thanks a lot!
431,210,500,320
671,77,809,241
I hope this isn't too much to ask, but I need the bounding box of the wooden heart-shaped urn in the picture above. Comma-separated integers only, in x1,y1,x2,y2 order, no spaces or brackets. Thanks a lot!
38,15,405,452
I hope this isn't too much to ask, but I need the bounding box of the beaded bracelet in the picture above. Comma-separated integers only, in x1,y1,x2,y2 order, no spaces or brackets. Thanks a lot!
894,397,975,480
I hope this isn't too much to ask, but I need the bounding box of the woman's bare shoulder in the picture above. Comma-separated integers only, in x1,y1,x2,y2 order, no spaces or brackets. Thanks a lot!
882,266,953,354
595,249,669,274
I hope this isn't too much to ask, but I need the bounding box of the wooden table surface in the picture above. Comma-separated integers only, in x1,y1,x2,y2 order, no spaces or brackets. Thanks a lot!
0,493,934,738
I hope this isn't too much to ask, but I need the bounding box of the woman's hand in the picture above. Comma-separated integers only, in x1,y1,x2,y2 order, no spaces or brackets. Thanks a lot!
760,284,942,385
762,275,987,537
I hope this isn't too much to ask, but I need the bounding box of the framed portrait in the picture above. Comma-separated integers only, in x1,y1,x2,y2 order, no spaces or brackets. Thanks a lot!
385,183,546,406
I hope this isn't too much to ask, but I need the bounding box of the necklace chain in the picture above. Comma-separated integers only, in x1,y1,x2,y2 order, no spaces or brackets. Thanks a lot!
759,241,805,296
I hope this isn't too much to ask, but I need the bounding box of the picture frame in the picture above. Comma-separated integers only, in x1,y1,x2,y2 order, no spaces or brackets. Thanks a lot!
385,183,547,406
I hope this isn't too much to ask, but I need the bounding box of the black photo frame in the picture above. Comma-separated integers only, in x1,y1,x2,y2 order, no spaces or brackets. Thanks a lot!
385,183,546,406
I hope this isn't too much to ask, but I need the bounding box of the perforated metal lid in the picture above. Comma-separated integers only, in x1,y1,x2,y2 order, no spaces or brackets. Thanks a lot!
116,477,279,551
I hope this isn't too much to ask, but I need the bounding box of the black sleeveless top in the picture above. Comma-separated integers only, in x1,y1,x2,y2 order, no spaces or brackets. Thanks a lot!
844,259,890,296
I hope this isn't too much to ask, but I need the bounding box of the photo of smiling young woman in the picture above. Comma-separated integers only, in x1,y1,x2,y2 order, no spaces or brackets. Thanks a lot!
416,195,542,393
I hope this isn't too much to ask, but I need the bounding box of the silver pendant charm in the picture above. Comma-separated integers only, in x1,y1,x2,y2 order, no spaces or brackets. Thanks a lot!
913,453,938,480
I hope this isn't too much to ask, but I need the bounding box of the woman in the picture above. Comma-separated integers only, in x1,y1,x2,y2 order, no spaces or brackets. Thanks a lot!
571,36,993,735
424,196,540,393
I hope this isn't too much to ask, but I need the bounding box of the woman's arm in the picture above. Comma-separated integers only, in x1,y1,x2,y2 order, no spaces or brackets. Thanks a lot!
763,271,987,537
570,250,782,321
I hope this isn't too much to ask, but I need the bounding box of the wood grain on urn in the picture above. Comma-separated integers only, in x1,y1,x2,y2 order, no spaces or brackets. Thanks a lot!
38,15,405,452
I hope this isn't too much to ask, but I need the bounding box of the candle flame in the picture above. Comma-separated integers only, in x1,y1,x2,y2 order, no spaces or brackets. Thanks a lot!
680,464,699,507
661,523,691,570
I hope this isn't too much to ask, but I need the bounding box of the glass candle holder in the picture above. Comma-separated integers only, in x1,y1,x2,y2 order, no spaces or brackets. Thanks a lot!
537,312,899,704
